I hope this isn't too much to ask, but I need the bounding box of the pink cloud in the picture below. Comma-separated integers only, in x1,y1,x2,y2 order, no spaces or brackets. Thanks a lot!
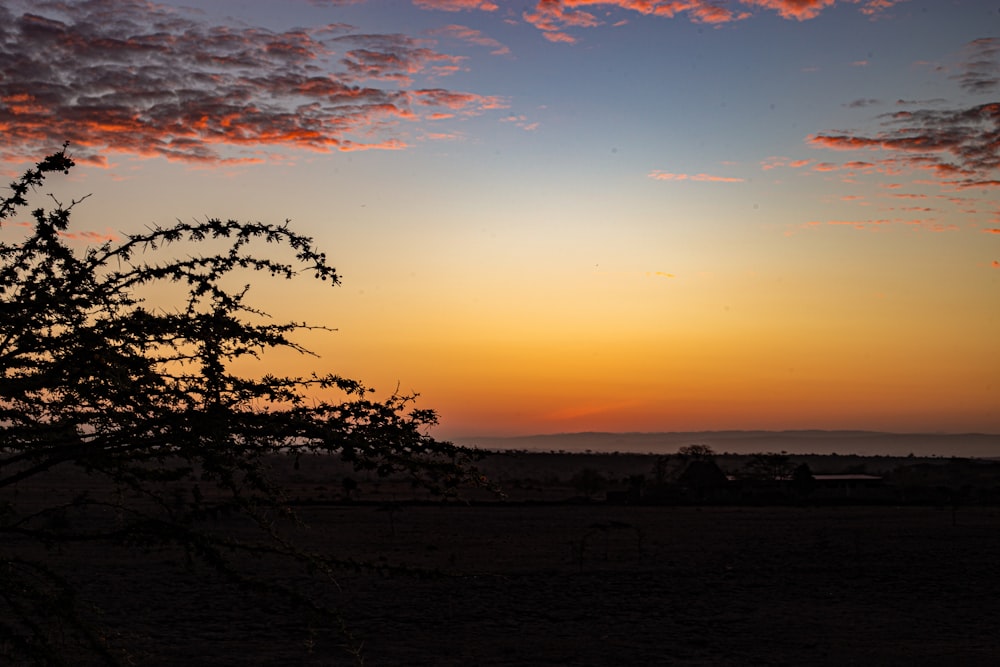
807,216,956,232
741,0,836,20
427,24,511,56
808,95,1000,190
500,114,541,131
413,0,499,11
461,1,907,44
0,1,504,164
649,170,744,182
58,228,121,243
762,156,811,170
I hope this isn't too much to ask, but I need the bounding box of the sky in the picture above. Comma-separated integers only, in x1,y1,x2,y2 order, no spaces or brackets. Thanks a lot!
1,0,998,440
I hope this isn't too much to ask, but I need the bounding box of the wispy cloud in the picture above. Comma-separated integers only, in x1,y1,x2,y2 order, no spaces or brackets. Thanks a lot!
59,228,122,243
951,37,1000,94
0,0,505,165
648,170,744,183
427,24,510,56
804,217,953,232
413,0,499,11
808,40,1000,195
762,156,811,170
500,114,540,131
508,1,902,42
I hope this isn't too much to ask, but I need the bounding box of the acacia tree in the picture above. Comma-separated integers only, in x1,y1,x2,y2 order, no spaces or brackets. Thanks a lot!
0,147,479,664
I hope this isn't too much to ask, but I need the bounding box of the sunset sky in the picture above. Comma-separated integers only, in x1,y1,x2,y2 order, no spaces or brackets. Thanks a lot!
1,0,998,439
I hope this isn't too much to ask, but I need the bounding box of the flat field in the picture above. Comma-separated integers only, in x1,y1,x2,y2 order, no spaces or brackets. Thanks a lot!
13,500,1000,665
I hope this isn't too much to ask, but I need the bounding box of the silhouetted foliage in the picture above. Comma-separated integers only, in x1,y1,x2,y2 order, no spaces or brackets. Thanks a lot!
791,463,816,497
0,147,480,665
677,459,728,497
742,452,794,481
570,467,607,499
677,444,715,461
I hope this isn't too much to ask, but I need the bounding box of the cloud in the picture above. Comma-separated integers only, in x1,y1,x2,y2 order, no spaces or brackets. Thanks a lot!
984,228,1000,234
0,0,505,165
812,160,876,172
522,1,599,44
59,228,121,243
413,0,499,11
762,156,811,170
805,216,953,232
648,170,744,182
951,37,1000,94
846,98,882,108
511,1,902,44
808,99,1000,189
4,219,121,242
744,0,903,21
427,24,510,56
645,271,676,278
333,33,469,83
500,114,540,131
993,260,1000,269
741,0,836,20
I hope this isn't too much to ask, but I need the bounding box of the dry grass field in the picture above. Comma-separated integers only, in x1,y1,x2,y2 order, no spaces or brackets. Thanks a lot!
10,503,1000,665
5,452,1000,665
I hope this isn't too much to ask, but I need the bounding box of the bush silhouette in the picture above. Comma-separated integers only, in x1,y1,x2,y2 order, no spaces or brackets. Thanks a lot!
0,147,479,665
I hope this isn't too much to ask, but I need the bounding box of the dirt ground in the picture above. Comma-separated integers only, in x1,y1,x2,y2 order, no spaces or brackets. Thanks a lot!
14,502,999,666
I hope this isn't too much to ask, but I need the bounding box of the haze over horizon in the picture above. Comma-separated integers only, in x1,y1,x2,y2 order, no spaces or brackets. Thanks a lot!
1,0,998,440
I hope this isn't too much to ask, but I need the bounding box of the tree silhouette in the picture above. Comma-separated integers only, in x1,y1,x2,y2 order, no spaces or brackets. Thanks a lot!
0,147,479,665
743,452,794,481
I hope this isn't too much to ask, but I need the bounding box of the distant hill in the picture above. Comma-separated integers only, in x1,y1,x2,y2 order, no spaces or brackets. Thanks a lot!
452,431,1000,458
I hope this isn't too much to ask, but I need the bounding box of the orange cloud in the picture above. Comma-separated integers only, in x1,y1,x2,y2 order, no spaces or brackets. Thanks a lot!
993,260,1000,269
984,228,1000,234
0,1,503,164
649,170,744,182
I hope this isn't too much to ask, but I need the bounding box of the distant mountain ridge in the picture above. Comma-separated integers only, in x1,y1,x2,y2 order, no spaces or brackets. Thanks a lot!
453,431,1000,458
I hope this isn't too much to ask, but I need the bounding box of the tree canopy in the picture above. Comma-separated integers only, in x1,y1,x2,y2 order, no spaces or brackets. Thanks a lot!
0,147,479,664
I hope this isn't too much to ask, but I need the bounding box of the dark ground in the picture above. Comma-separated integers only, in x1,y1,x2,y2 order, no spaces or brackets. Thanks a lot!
17,502,1000,666
6,451,1000,666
